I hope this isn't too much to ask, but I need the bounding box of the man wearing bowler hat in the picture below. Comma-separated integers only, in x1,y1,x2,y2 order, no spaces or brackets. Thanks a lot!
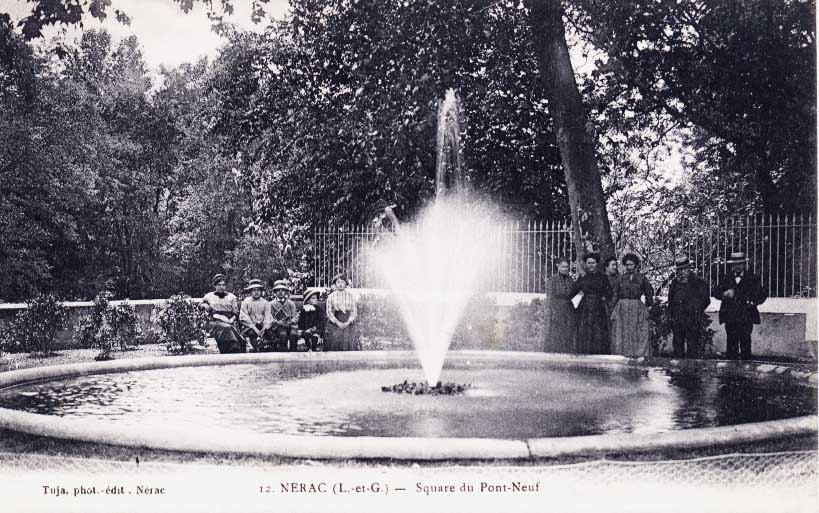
668,256,711,358
713,252,767,360
270,280,300,352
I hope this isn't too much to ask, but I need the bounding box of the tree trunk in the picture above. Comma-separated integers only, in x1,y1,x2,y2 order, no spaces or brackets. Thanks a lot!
525,0,614,262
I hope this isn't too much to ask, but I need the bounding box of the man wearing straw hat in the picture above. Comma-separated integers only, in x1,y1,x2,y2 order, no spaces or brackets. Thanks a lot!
270,279,300,352
239,279,273,352
713,252,767,360
668,256,711,358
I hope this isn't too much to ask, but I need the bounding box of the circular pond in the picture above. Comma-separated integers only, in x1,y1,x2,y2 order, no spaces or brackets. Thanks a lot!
0,351,815,459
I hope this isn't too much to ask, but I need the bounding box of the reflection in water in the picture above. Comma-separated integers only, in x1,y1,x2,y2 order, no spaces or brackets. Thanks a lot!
0,362,814,439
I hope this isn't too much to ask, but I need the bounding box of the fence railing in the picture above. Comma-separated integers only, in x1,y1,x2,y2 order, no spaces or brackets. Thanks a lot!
313,213,816,297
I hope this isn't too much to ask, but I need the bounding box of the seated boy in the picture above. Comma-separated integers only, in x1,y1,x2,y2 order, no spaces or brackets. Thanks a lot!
297,288,326,351
270,280,299,351
239,279,273,352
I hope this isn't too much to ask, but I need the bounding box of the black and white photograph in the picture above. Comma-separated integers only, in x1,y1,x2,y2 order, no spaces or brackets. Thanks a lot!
0,1,816,512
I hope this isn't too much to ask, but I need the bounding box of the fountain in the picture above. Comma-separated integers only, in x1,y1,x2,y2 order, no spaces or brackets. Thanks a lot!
0,91,814,465
372,89,502,386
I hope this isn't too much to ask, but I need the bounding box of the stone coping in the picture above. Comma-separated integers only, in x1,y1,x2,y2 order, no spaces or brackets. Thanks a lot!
0,351,815,461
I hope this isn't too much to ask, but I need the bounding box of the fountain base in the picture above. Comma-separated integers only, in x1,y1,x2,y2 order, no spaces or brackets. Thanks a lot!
381,380,471,396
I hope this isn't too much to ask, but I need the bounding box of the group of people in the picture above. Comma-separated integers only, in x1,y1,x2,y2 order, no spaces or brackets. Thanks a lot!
543,251,767,360
200,273,359,354
199,250,767,360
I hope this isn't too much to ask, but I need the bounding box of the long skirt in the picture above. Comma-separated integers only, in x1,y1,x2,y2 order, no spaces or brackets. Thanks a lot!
543,299,576,353
325,311,359,351
575,294,609,354
610,299,650,357
209,320,245,354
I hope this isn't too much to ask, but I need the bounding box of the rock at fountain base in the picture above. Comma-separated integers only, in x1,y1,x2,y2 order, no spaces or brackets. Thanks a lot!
381,380,471,396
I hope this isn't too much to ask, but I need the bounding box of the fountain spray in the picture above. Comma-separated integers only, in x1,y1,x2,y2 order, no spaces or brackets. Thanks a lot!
373,89,502,386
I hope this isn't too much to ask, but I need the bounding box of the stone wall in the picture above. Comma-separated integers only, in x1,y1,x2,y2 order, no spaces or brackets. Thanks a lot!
0,300,162,349
0,294,814,359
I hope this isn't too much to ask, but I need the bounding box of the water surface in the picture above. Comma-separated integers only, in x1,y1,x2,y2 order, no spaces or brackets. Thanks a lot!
0,361,813,439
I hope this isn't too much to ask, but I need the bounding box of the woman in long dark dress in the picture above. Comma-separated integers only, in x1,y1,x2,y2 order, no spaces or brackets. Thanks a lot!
543,258,577,353
572,253,612,354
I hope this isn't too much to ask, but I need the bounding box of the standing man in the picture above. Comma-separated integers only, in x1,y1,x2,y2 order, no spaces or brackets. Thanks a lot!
713,252,767,360
270,280,300,352
668,256,711,358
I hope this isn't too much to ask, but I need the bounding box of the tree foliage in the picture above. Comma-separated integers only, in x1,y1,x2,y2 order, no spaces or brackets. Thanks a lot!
2,0,815,302
16,0,271,40
572,0,816,215
210,0,569,231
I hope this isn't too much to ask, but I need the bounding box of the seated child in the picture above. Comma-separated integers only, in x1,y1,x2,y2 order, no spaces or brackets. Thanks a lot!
270,280,299,351
239,279,272,352
298,288,326,351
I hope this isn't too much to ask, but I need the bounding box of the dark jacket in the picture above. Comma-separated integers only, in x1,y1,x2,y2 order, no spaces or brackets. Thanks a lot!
298,302,326,336
571,270,612,302
668,272,710,324
712,270,767,325
613,272,654,307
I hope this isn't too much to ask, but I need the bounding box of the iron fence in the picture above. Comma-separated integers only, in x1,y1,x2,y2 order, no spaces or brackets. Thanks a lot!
313,213,816,297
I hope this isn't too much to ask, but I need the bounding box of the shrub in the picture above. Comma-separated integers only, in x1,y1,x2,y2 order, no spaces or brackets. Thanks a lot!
0,294,69,355
648,300,673,356
451,294,499,349
91,316,117,361
74,292,143,360
111,301,143,349
355,294,411,349
150,294,209,355
500,297,547,351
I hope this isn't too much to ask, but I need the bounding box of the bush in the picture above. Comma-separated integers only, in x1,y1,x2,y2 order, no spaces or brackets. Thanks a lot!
74,292,143,360
500,297,547,351
150,294,209,355
355,294,411,349
0,294,69,355
649,298,715,356
112,301,143,348
451,294,499,349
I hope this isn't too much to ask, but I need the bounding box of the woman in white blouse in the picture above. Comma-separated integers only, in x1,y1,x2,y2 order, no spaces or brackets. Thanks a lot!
324,273,359,351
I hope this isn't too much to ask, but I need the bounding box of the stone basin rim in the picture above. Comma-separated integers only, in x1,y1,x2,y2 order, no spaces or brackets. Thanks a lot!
0,350,815,461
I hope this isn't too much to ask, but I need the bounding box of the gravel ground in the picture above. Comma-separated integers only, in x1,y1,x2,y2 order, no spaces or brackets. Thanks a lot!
0,343,217,373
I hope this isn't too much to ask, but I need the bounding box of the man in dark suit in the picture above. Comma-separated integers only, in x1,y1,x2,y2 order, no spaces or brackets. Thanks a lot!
668,256,711,358
713,252,768,360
